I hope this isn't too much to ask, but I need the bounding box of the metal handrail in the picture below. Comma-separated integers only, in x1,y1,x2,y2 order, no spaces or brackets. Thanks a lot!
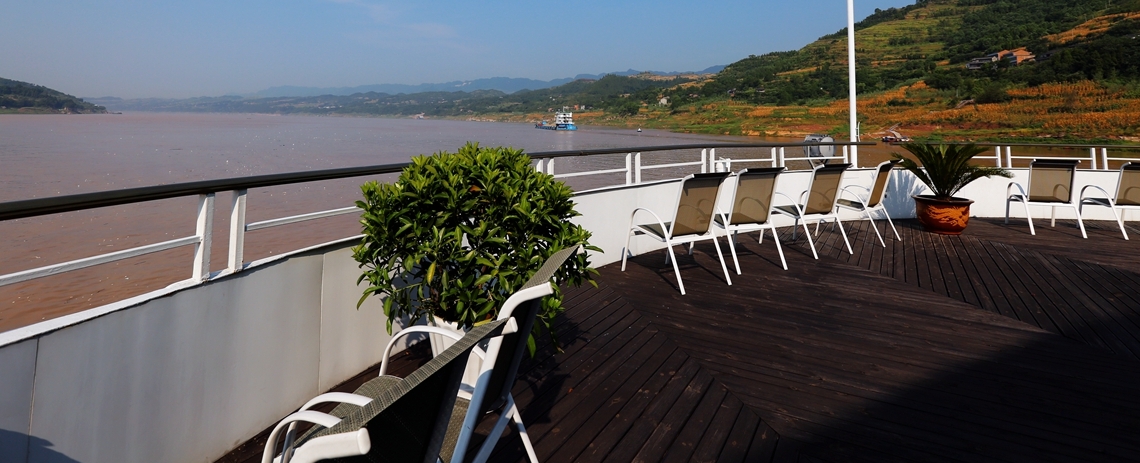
0,142,874,222
0,141,875,288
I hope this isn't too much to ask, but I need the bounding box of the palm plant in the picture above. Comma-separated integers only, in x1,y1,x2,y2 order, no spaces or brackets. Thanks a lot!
891,143,1011,200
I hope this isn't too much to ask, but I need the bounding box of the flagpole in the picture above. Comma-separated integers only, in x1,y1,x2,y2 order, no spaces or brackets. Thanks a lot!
847,0,859,166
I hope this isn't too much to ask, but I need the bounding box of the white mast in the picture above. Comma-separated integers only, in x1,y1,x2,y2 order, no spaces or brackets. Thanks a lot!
847,0,859,166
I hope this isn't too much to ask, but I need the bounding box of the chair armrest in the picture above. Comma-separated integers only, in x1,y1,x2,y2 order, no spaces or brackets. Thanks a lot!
1007,181,1027,199
287,428,371,463
1079,184,1113,205
497,283,554,321
629,207,670,238
379,326,467,375
262,411,345,463
772,191,805,218
840,185,870,204
298,392,372,412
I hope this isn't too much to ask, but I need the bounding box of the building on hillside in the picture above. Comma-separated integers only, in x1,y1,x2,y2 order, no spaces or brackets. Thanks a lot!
966,48,1035,70
1003,48,1036,65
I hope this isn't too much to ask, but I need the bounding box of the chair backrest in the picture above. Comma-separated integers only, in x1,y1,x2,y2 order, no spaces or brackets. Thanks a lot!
1116,162,1140,206
803,163,851,215
671,172,731,236
479,246,580,414
299,320,508,463
865,160,899,208
1028,159,1079,203
727,167,784,225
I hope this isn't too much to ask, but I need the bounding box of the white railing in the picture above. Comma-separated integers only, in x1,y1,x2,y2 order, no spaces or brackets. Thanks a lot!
536,144,854,184
0,194,217,287
9,140,1138,291
973,144,1139,170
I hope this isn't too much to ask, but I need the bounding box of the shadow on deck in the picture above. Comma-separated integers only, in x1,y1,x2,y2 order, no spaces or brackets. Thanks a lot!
220,218,1140,462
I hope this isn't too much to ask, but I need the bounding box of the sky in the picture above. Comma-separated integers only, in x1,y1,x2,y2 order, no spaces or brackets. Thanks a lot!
2,0,915,99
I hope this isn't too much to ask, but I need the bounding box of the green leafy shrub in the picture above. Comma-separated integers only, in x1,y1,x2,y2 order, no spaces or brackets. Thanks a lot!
353,143,598,351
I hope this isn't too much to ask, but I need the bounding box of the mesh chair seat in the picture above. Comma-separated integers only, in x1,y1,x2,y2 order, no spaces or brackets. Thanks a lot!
622,172,734,295
713,167,789,272
771,163,854,259
1079,161,1140,240
773,204,807,217
1006,159,1087,238
835,198,866,211
634,222,671,239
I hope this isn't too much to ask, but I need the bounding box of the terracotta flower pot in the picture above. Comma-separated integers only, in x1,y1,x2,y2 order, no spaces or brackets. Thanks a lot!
912,195,974,235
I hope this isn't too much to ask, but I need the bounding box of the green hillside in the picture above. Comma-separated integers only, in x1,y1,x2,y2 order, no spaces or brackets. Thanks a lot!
670,0,1139,107
0,78,106,114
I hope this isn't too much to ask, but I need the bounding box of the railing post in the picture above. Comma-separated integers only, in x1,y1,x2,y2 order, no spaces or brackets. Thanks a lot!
1102,148,1109,170
842,145,850,165
1090,148,1098,170
625,153,632,185
547,158,554,176
194,193,215,282
634,152,642,184
995,147,1002,168
701,149,708,173
771,148,777,167
228,189,247,272
1005,146,1013,168
778,147,786,168
849,144,858,168
709,149,716,173
535,159,544,173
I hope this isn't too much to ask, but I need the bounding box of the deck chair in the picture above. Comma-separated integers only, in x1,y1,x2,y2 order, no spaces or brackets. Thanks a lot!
401,246,580,463
1006,159,1087,238
773,163,854,259
1079,161,1140,240
622,172,733,295
260,319,511,463
837,159,901,247
713,167,790,272
276,247,581,463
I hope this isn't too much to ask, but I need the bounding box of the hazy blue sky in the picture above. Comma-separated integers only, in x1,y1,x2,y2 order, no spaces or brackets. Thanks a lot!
2,0,914,99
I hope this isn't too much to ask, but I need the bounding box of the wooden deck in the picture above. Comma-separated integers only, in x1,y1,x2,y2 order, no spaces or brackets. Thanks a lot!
219,218,1140,463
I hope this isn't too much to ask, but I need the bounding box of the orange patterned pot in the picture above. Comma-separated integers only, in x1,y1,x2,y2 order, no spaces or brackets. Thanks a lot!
913,195,974,235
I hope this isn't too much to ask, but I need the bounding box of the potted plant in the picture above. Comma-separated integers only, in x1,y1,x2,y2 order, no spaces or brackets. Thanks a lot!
353,142,597,354
892,143,1011,235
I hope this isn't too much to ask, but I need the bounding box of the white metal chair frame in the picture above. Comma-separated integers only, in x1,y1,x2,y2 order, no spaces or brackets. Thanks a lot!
836,160,901,247
1078,161,1140,240
261,319,517,463
772,163,854,259
621,172,734,295
1006,159,1087,239
714,167,790,272
263,286,550,463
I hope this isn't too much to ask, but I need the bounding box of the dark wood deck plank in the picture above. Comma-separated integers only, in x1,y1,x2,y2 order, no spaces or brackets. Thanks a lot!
220,219,1140,463
659,381,731,463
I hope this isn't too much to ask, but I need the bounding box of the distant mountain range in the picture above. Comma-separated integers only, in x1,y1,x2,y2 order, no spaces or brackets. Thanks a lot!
250,66,726,97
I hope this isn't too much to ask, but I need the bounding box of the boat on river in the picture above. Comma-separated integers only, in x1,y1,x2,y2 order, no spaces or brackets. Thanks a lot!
535,107,577,131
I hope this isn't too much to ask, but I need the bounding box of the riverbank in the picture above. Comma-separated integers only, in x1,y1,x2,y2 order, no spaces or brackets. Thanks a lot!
465,80,1140,144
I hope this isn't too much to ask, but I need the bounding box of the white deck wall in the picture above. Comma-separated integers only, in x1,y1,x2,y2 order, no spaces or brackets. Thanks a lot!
0,244,395,463
0,167,1130,463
